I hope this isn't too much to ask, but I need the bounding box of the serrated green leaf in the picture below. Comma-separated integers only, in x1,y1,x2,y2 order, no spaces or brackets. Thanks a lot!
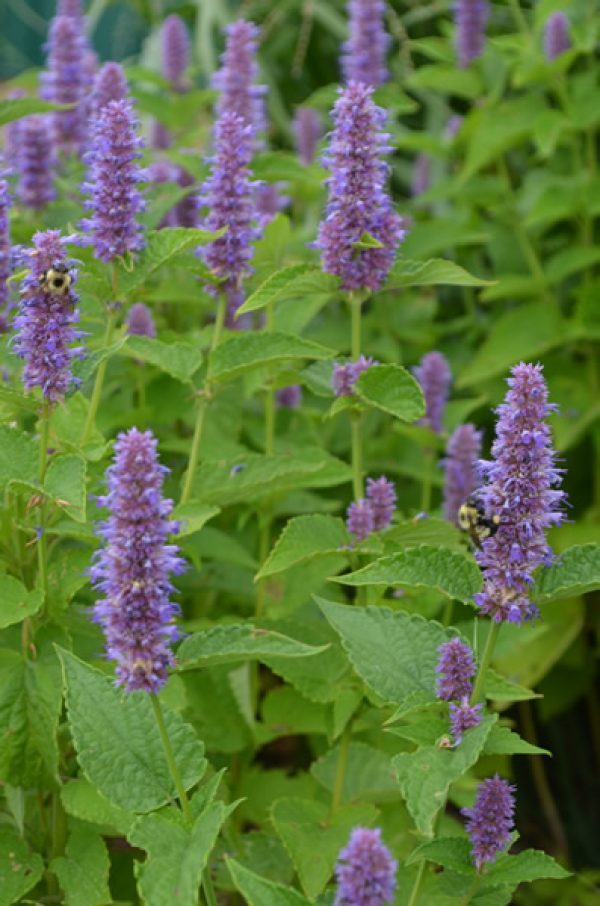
483,725,550,757
0,425,37,493
394,717,496,836
257,515,349,580
117,228,220,298
484,670,540,703
61,778,134,835
533,544,600,603
484,849,570,887
311,741,400,803
0,575,43,628
407,836,473,874
129,801,229,906
384,518,464,551
0,97,73,125
59,650,206,812
317,599,452,710
210,332,335,382
177,624,328,669
270,798,378,899
333,546,481,605
227,859,312,906
121,335,203,383
0,828,44,905
354,364,426,422
381,258,492,291
172,502,220,538
45,454,87,523
237,265,338,316
51,822,111,906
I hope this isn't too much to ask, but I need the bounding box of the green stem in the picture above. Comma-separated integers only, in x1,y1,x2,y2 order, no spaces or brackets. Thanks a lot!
351,415,364,499
330,722,352,817
407,861,426,906
420,449,434,513
202,870,219,906
37,409,50,604
459,874,483,906
81,309,116,446
350,293,362,359
255,301,276,617
470,621,501,704
151,694,193,824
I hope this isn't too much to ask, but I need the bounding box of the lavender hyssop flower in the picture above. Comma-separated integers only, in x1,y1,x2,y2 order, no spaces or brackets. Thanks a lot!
16,116,56,211
91,428,185,693
435,638,477,701
0,179,12,330
413,351,452,434
341,0,391,88
13,230,83,403
449,698,482,744
212,20,266,140
544,12,571,61
43,14,88,155
346,498,375,542
162,14,190,90
334,826,397,906
333,356,377,397
276,385,302,408
462,775,515,869
294,107,321,166
442,423,482,526
366,476,396,530
127,303,156,338
454,0,489,69
89,62,128,122
474,363,566,624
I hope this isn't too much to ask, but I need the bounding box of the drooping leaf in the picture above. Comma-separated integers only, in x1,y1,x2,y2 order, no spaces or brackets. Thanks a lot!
483,724,550,757
210,332,336,382
354,364,426,423
533,544,600,603
381,257,492,292
227,859,312,906
171,502,221,538
177,624,328,670
257,515,350,580
0,828,44,906
406,836,473,874
51,822,111,906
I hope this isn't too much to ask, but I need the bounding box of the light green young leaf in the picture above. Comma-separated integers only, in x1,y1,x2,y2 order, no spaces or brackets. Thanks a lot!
45,454,87,523
406,836,473,874
117,227,221,297
61,778,134,835
352,232,385,250
237,264,338,316
227,859,312,906
177,624,328,670
406,63,483,99
332,545,481,605
172,502,220,538
485,670,540,703
384,518,464,551
393,717,497,836
484,849,571,887
0,576,43,628
483,725,550,757
59,650,206,812
0,425,37,492
354,364,426,423
381,258,492,292
270,797,378,899
210,332,336,382
0,828,44,906
0,97,73,125
533,544,600,603
51,822,111,906
257,515,349,580
121,335,203,383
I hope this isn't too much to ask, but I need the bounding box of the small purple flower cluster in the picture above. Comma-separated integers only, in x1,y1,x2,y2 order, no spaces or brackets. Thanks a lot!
341,0,391,88
334,827,397,906
17,117,56,211
436,638,482,744
346,475,396,541
43,14,89,154
442,423,482,526
91,428,185,693
212,20,266,140
544,12,571,61
462,775,515,869
0,179,11,331
127,303,156,338
161,14,190,90
294,107,321,166
276,385,302,408
413,351,452,434
333,355,377,397
89,62,128,123
454,0,489,69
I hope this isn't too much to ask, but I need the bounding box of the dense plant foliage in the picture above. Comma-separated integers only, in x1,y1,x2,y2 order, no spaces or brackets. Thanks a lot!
0,1,599,904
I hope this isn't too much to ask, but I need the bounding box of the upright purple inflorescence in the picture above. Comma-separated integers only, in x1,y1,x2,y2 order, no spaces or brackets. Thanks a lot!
341,0,391,88
346,498,375,543
366,476,396,530
58,0,83,16
200,112,261,324
90,62,128,122
442,423,482,525
127,303,156,338
334,827,397,906
162,14,190,90
454,0,489,69
474,363,565,624
17,116,56,211
43,14,88,155
436,638,476,701
294,107,321,166
277,385,302,408
544,12,571,61
316,83,404,292
333,355,377,397
449,698,483,744
0,179,11,331
13,230,83,403
462,775,515,869
213,20,266,140
81,99,146,262
91,428,185,693
413,351,452,434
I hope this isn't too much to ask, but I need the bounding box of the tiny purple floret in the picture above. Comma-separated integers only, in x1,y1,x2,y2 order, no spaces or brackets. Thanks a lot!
277,385,302,408
212,20,266,140
17,116,56,211
334,826,397,906
162,14,190,90
90,62,128,122
127,302,156,338
44,15,88,154
346,498,375,543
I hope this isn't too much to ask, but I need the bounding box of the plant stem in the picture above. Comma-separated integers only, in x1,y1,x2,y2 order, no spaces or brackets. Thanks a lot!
459,874,483,906
470,621,501,704
81,309,116,447
420,449,434,513
37,408,50,604
351,415,364,499
407,861,426,906
151,694,193,824
350,293,362,359
330,721,352,817
255,301,276,617
202,870,219,906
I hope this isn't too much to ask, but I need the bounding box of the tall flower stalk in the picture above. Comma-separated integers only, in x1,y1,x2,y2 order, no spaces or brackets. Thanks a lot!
334,827,397,905
341,0,391,88
17,116,56,211
454,0,489,69
212,20,266,141
43,14,89,155
0,179,11,332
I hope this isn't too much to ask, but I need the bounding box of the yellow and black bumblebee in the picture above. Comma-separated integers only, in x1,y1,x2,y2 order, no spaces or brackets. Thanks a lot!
458,495,501,549
39,263,72,296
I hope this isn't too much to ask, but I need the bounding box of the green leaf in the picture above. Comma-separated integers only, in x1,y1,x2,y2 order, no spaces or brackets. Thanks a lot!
317,599,451,710
117,228,220,298
461,96,542,179
0,828,44,905
354,364,426,423
177,624,328,670
484,670,540,703
61,778,134,835
133,87,214,129
210,332,336,382
0,575,43,628
406,63,483,99
0,97,73,125
332,546,482,605
171,502,220,538
393,717,496,836
485,850,570,887
252,151,311,183
51,822,111,906
257,515,349,580
384,518,464,551
0,425,37,493
121,335,203,383
227,859,312,906
270,798,378,899
533,544,600,603
382,257,492,291
237,265,338,316
483,725,550,757
311,741,400,803
59,650,206,812
352,231,385,250
129,802,229,906
406,836,473,874
45,454,87,523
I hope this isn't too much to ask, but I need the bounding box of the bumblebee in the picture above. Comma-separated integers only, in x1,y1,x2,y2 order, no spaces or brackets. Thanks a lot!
39,263,72,296
458,495,500,548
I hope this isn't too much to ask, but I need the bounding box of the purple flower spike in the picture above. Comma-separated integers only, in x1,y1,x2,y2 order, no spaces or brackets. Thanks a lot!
544,12,571,61
256,183,289,227
0,180,12,331
413,351,452,434
173,168,198,228
294,107,321,166
81,99,146,262
58,0,83,17
366,476,396,530
346,498,375,543
200,111,261,324
91,429,185,693
332,355,377,397
462,775,515,870
454,0,489,69
162,15,190,90
44,15,88,155
449,698,482,744
127,303,156,338
13,230,83,403
474,363,566,624
212,20,267,140
5,90,25,169
90,62,128,121
341,0,391,88
334,827,397,906
277,385,302,408
316,83,405,292
17,116,56,211
442,423,482,526
436,638,477,701
150,120,172,150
